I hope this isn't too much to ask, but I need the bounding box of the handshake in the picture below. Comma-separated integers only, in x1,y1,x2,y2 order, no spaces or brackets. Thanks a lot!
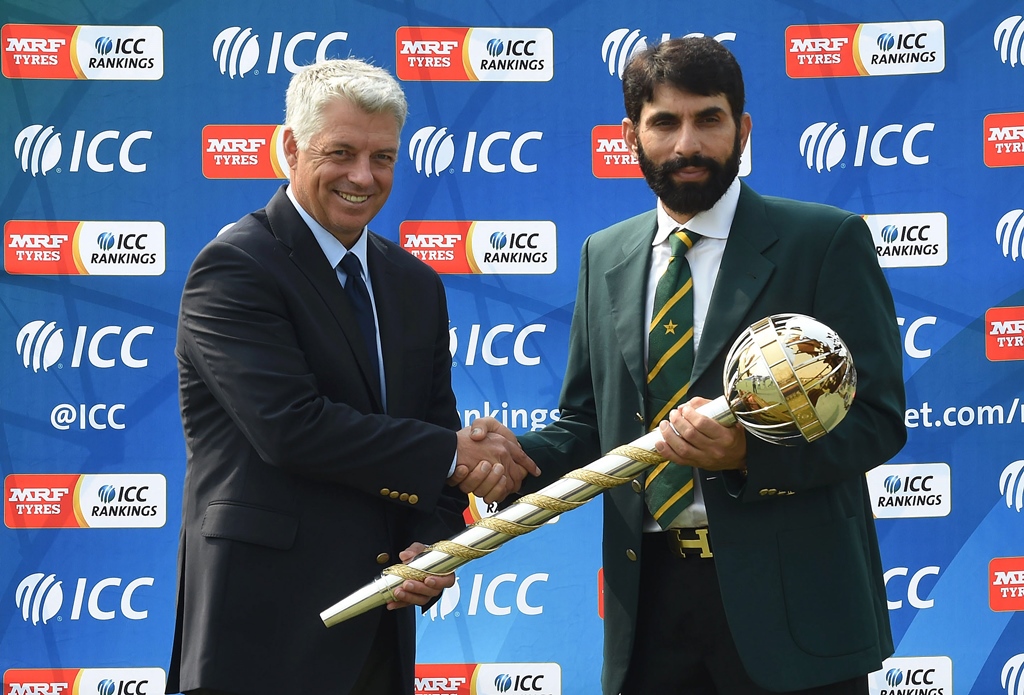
447,417,540,504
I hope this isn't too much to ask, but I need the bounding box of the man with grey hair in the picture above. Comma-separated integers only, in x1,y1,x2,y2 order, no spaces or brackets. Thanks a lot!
168,58,537,695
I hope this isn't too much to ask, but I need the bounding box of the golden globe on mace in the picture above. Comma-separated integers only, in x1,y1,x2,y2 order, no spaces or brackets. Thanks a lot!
321,313,856,627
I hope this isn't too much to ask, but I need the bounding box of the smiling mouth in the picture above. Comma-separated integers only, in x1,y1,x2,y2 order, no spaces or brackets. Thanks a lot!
338,192,369,203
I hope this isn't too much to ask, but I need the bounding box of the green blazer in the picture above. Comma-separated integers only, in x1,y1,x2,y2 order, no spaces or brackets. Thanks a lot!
519,182,906,693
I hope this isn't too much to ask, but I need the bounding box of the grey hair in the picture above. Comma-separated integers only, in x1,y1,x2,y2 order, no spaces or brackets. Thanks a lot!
284,59,408,150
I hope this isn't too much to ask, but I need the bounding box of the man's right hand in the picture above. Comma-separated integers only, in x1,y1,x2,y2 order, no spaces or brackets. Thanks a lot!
449,417,540,504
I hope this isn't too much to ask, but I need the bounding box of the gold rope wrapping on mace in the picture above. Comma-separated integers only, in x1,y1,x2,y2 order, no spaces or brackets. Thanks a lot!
429,539,492,559
517,493,583,513
474,516,540,536
608,444,668,465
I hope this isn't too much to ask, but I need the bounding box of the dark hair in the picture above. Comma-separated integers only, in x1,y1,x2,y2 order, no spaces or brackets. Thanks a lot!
622,37,745,126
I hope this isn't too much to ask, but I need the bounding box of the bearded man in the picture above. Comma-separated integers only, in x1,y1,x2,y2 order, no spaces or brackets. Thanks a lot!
514,36,906,695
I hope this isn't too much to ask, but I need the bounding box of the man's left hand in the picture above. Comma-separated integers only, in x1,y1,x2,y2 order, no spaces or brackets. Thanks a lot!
654,397,747,472
386,542,456,610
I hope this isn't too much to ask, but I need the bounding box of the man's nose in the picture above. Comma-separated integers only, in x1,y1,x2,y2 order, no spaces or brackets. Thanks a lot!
672,123,702,157
347,155,374,186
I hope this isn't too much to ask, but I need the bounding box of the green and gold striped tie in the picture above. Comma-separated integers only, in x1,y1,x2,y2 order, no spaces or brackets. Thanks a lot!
645,228,700,530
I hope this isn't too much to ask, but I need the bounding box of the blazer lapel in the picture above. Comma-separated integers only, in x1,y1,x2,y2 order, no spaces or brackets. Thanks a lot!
606,211,658,398
691,182,777,384
265,186,384,411
366,233,401,414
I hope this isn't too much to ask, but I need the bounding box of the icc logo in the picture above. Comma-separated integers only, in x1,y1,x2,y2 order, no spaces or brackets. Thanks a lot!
93,36,146,56
1004,653,1024,695
1000,460,1024,512
997,209,1024,261
14,124,151,176
426,572,548,619
212,27,348,78
799,122,934,172
884,566,940,609
15,572,155,624
408,126,542,176
884,474,933,494
448,323,545,367
16,320,154,372
886,668,936,688
995,16,1024,67
601,28,736,78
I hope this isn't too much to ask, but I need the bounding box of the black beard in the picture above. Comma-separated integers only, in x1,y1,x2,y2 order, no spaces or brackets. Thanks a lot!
636,133,741,216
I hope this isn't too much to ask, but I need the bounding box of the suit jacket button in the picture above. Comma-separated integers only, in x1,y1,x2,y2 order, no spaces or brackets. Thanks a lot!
389,491,400,499
399,493,409,502
759,489,769,496
631,480,642,494
376,553,390,565
625,549,637,562
408,494,419,505
380,488,391,496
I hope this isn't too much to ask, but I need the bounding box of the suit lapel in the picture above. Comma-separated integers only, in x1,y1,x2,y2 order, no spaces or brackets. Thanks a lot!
366,233,401,414
691,182,777,384
264,186,384,411
606,211,658,398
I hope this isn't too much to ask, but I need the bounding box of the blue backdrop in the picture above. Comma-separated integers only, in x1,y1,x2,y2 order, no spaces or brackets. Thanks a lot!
3,2,1023,694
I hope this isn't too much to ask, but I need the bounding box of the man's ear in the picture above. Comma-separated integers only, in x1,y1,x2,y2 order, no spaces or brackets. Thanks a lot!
282,126,299,169
739,112,752,152
622,118,639,155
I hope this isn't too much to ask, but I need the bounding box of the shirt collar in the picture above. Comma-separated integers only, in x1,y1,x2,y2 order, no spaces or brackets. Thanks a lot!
652,177,741,246
285,184,370,271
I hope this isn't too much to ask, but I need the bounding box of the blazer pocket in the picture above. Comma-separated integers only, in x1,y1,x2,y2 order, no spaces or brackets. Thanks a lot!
777,517,876,657
201,501,298,550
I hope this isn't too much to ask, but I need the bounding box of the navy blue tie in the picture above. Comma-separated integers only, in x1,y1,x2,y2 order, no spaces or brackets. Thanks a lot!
339,253,380,399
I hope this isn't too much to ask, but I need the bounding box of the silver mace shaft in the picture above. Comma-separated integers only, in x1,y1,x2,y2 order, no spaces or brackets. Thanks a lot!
320,398,736,627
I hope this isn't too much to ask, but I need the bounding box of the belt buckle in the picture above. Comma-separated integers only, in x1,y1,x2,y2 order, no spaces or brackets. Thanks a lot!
669,527,713,559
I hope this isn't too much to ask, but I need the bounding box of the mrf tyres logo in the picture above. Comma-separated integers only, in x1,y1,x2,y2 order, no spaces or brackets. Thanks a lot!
799,121,933,172
202,125,288,178
987,307,1024,361
14,124,151,176
786,20,944,78
212,26,348,78
396,27,552,81
5,220,165,275
409,126,542,176
990,557,1024,611
2,24,163,79
861,213,947,268
16,320,153,372
985,113,1024,168
400,221,556,274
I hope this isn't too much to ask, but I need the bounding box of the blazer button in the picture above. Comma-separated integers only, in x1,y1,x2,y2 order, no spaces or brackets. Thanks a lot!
399,493,409,502
631,480,642,494
408,494,419,505
625,549,637,562
389,491,400,499
376,553,390,565
380,488,391,496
